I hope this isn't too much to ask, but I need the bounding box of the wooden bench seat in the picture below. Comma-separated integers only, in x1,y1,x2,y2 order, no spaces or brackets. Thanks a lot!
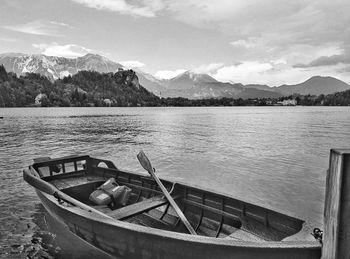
107,195,174,220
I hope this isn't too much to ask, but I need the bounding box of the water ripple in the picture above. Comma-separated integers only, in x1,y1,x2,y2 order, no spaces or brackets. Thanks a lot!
1,106,350,257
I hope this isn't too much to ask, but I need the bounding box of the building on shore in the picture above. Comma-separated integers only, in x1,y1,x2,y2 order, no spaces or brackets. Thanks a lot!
277,99,297,106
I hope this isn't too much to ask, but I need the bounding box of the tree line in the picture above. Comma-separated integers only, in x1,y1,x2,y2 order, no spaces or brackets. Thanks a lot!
0,65,349,107
0,65,160,107
159,92,350,106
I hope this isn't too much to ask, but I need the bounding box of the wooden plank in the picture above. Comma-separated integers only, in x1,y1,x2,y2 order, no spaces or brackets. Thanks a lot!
323,149,350,259
107,195,169,220
126,213,171,231
182,199,242,228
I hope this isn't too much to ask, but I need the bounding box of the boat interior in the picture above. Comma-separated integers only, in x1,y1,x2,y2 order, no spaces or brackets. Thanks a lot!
32,155,305,242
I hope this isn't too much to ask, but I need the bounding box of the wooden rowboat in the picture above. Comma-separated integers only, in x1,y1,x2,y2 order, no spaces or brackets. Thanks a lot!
23,153,322,258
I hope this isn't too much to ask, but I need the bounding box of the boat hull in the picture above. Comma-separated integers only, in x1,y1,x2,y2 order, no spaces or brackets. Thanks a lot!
36,190,321,259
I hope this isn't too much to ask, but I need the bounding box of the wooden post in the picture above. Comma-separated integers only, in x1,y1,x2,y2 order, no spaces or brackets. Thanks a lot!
323,149,350,259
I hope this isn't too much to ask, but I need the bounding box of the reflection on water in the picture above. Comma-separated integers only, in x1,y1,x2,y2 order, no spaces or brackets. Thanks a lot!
1,106,350,258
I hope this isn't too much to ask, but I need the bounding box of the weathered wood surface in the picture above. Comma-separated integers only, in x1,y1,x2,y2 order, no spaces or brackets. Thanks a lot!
182,199,241,228
107,195,168,220
322,149,350,259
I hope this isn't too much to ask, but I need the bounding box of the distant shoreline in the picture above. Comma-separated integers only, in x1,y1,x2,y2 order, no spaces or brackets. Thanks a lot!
1,103,350,108
1,66,349,107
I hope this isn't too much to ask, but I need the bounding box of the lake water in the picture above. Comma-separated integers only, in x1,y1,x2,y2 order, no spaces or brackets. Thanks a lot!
1,106,350,258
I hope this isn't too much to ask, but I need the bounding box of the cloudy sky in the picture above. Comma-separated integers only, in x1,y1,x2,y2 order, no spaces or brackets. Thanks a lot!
1,0,350,85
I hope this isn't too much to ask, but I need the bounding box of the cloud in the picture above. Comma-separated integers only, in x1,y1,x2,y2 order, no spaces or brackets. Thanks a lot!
212,61,273,84
120,60,145,68
295,55,350,68
3,20,72,36
70,0,164,17
191,63,224,74
209,59,350,86
166,1,349,37
67,0,350,57
294,48,350,68
155,69,186,79
230,39,256,49
337,65,350,73
4,21,54,36
165,0,350,70
153,60,344,85
0,37,17,42
33,43,93,57
49,21,74,28
165,1,306,29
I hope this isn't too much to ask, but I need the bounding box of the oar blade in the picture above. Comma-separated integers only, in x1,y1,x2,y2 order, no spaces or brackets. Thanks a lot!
137,150,153,173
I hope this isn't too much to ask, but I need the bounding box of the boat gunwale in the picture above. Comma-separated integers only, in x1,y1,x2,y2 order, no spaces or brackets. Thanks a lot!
24,155,321,249
37,189,321,250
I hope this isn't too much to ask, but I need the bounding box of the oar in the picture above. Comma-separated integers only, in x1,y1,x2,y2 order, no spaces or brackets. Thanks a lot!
137,151,197,235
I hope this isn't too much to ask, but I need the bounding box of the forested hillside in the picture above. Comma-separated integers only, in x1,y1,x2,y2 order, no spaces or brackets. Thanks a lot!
0,65,160,107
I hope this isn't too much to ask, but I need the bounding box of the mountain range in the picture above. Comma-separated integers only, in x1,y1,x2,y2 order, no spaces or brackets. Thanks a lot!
1,52,350,99
139,71,282,99
0,53,122,81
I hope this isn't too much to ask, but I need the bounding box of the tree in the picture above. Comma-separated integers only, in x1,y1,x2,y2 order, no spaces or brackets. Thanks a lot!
0,65,8,82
